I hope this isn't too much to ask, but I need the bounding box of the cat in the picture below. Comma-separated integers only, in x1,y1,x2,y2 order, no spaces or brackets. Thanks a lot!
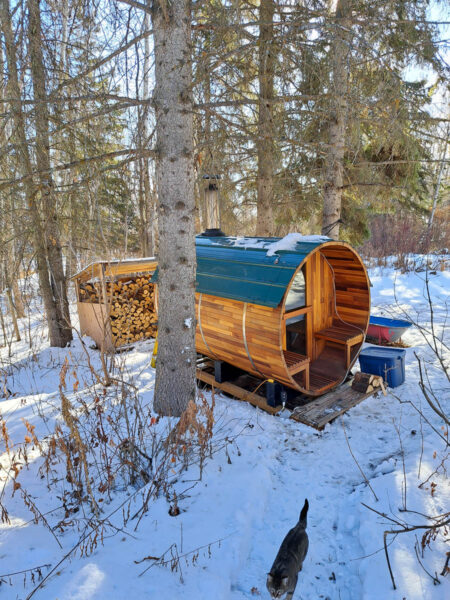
266,499,309,600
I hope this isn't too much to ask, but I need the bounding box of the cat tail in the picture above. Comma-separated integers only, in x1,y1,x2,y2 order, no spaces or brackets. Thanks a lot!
299,499,309,528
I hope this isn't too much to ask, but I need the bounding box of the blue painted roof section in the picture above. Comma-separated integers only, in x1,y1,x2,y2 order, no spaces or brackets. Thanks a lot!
151,235,331,307
194,235,328,307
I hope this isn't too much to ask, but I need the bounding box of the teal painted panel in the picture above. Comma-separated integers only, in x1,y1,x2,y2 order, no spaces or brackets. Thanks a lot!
196,273,289,307
152,235,330,307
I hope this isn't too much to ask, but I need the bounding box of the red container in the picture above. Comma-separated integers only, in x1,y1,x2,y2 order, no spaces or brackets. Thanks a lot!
367,316,412,344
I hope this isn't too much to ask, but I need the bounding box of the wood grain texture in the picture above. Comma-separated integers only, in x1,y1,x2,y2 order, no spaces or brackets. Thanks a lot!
72,260,157,283
76,270,158,350
290,381,378,430
196,242,370,397
77,301,113,351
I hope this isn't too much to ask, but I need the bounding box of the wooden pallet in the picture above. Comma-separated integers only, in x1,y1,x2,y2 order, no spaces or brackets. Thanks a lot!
196,360,379,429
289,380,379,430
196,368,281,415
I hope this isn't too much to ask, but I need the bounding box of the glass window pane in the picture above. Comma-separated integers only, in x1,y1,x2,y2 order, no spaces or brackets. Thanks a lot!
285,267,306,311
286,314,306,355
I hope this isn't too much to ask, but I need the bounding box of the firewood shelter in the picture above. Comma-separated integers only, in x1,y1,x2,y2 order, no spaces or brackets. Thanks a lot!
71,258,158,351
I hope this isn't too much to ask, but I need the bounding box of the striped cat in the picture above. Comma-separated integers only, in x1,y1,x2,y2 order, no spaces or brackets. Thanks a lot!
266,499,309,599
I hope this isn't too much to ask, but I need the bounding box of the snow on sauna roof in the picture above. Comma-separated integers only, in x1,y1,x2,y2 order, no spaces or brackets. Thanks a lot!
195,233,332,307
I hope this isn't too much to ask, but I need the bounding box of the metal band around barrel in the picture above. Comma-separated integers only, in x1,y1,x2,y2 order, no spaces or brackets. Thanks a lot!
242,303,265,378
197,294,218,359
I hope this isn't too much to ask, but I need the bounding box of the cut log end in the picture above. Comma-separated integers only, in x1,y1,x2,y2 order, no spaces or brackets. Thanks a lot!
352,372,384,394
78,275,157,347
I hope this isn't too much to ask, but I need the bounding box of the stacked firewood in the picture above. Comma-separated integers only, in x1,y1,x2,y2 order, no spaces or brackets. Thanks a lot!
79,281,102,303
79,276,157,346
351,372,386,395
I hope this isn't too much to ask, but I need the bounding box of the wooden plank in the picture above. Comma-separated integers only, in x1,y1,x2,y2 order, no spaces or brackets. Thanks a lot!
311,252,325,360
197,293,291,386
304,260,313,359
196,369,281,415
308,371,341,393
290,381,378,430
283,305,312,320
77,301,114,352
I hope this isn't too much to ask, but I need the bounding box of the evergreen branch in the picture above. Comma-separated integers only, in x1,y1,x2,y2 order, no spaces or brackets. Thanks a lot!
0,149,155,191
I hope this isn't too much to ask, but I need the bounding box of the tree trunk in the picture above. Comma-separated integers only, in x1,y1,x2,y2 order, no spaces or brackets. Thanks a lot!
199,30,212,232
5,238,25,321
58,0,78,280
0,40,25,319
143,8,153,256
7,195,26,319
0,0,70,347
321,0,351,240
12,277,25,318
137,6,153,258
6,287,20,341
256,0,275,237
427,124,448,234
27,0,72,345
152,0,197,417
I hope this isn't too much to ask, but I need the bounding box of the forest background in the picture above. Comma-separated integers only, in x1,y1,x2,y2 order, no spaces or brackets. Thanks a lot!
0,0,448,406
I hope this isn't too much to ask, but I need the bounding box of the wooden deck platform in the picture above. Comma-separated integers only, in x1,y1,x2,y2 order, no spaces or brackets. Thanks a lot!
289,380,379,430
196,359,379,430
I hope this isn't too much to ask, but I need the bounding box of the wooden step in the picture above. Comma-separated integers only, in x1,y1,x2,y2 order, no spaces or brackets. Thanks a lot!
283,350,310,374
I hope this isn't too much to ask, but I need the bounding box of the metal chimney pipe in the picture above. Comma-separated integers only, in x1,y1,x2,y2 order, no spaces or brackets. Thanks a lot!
201,174,225,237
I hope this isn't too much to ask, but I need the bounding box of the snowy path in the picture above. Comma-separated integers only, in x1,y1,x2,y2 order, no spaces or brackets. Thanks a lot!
226,409,388,600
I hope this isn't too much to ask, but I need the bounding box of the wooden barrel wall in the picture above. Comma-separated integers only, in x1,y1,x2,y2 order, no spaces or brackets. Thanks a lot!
320,245,370,328
195,295,293,388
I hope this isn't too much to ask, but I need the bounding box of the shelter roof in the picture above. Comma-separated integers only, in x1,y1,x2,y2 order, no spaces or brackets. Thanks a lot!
71,257,157,283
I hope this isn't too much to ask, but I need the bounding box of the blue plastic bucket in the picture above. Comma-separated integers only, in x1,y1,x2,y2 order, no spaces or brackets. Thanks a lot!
358,347,406,388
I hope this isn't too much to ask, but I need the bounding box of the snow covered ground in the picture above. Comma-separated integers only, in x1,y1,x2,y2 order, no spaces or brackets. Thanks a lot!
0,263,448,600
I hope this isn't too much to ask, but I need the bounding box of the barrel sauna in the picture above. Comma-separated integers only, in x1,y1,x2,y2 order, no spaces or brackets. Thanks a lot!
194,236,371,396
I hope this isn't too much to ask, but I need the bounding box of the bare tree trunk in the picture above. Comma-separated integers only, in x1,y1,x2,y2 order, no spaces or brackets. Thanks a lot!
0,40,25,319
152,0,197,417
5,238,24,322
321,0,351,240
0,0,70,347
7,196,25,319
6,287,20,341
27,0,72,345
256,0,275,237
58,0,77,280
137,7,153,258
11,277,25,318
143,8,153,255
427,124,448,234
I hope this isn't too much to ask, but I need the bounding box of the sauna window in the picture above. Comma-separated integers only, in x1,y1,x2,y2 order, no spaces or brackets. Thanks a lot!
286,314,306,355
285,267,306,311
